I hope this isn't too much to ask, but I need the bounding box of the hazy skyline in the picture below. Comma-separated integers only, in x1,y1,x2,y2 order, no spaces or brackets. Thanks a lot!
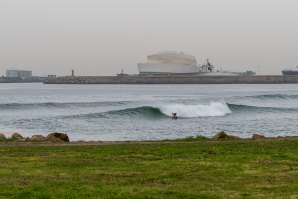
1,0,298,76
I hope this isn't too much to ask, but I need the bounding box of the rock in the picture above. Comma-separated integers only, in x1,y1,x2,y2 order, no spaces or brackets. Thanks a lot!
30,135,47,142
252,134,266,140
11,133,23,140
212,131,241,140
46,132,69,142
0,133,6,140
213,131,229,139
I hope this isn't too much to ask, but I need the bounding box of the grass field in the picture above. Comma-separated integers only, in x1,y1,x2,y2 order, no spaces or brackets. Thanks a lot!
0,139,297,198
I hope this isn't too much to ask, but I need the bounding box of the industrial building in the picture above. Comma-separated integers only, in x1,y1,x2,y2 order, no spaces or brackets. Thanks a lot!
138,52,203,74
6,70,32,80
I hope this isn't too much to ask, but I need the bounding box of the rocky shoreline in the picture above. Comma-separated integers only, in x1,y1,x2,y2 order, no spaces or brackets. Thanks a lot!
0,132,69,143
1,131,298,146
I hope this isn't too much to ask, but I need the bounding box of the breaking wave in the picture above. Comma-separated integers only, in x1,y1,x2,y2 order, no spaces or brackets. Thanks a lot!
106,102,231,118
107,106,164,117
157,102,231,117
59,102,232,119
62,101,298,120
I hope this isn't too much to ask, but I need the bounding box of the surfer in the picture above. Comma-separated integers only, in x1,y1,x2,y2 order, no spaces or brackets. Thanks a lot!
172,112,178,119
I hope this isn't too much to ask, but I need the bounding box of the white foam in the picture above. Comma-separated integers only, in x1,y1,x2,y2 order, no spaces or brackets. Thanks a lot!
158,102,231,117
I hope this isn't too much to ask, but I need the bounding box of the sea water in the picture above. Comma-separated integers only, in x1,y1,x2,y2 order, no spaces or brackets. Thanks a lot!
0,83,298,141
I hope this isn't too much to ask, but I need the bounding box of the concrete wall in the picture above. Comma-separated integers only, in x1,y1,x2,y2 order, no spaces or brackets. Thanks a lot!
44,75,298,84
138,63,201,74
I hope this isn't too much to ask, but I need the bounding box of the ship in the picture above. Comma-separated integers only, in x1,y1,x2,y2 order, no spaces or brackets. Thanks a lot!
282,66,298,75
138,51,214,75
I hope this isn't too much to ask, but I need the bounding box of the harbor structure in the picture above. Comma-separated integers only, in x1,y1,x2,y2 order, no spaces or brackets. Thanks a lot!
138,51,210,74
137,52,254,76
47,75,57,80
6,70,32,80
0,69,56,83
44,75,298,84
45,51,298,84
282,66,298,75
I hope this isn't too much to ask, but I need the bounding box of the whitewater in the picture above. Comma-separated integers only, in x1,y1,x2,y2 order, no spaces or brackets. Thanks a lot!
1,83,298,141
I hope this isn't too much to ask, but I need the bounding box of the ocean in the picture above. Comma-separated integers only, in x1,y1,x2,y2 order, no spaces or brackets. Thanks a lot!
1,83,298,141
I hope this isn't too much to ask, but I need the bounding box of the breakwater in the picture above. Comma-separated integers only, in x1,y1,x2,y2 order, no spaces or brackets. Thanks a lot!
44,75,298,84
0,77,43,83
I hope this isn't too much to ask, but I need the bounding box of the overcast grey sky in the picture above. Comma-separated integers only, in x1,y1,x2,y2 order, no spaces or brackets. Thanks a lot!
0,0,297,76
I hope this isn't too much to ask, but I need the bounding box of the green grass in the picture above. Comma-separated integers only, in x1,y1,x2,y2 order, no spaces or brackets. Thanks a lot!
0,140,297,198
0,137,17,142
174,135,209,141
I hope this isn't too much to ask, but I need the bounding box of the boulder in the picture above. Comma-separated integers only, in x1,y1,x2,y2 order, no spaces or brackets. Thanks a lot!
0,133,6,140
213,131,229,139
46,132,69,142
11,133,23,140
212,131,240,140
30,135,47,142
252,134,266,140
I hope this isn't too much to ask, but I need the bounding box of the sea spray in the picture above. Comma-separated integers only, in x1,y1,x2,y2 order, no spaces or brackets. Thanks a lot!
158,102,231,117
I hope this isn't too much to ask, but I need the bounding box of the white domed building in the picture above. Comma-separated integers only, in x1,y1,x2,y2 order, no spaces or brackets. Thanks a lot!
138,52,203,74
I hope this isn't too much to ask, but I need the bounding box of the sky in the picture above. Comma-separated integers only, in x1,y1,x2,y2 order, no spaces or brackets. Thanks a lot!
0,0,298,76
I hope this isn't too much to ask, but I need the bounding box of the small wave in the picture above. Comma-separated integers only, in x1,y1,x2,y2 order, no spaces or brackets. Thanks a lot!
228,103,264,112
227,103,298,112
0,101,129,110
245,94,298,100
61,112,107,119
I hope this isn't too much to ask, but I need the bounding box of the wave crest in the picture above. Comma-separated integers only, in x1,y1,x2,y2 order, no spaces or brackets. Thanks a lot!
158,102,231,117
107,106,164,117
